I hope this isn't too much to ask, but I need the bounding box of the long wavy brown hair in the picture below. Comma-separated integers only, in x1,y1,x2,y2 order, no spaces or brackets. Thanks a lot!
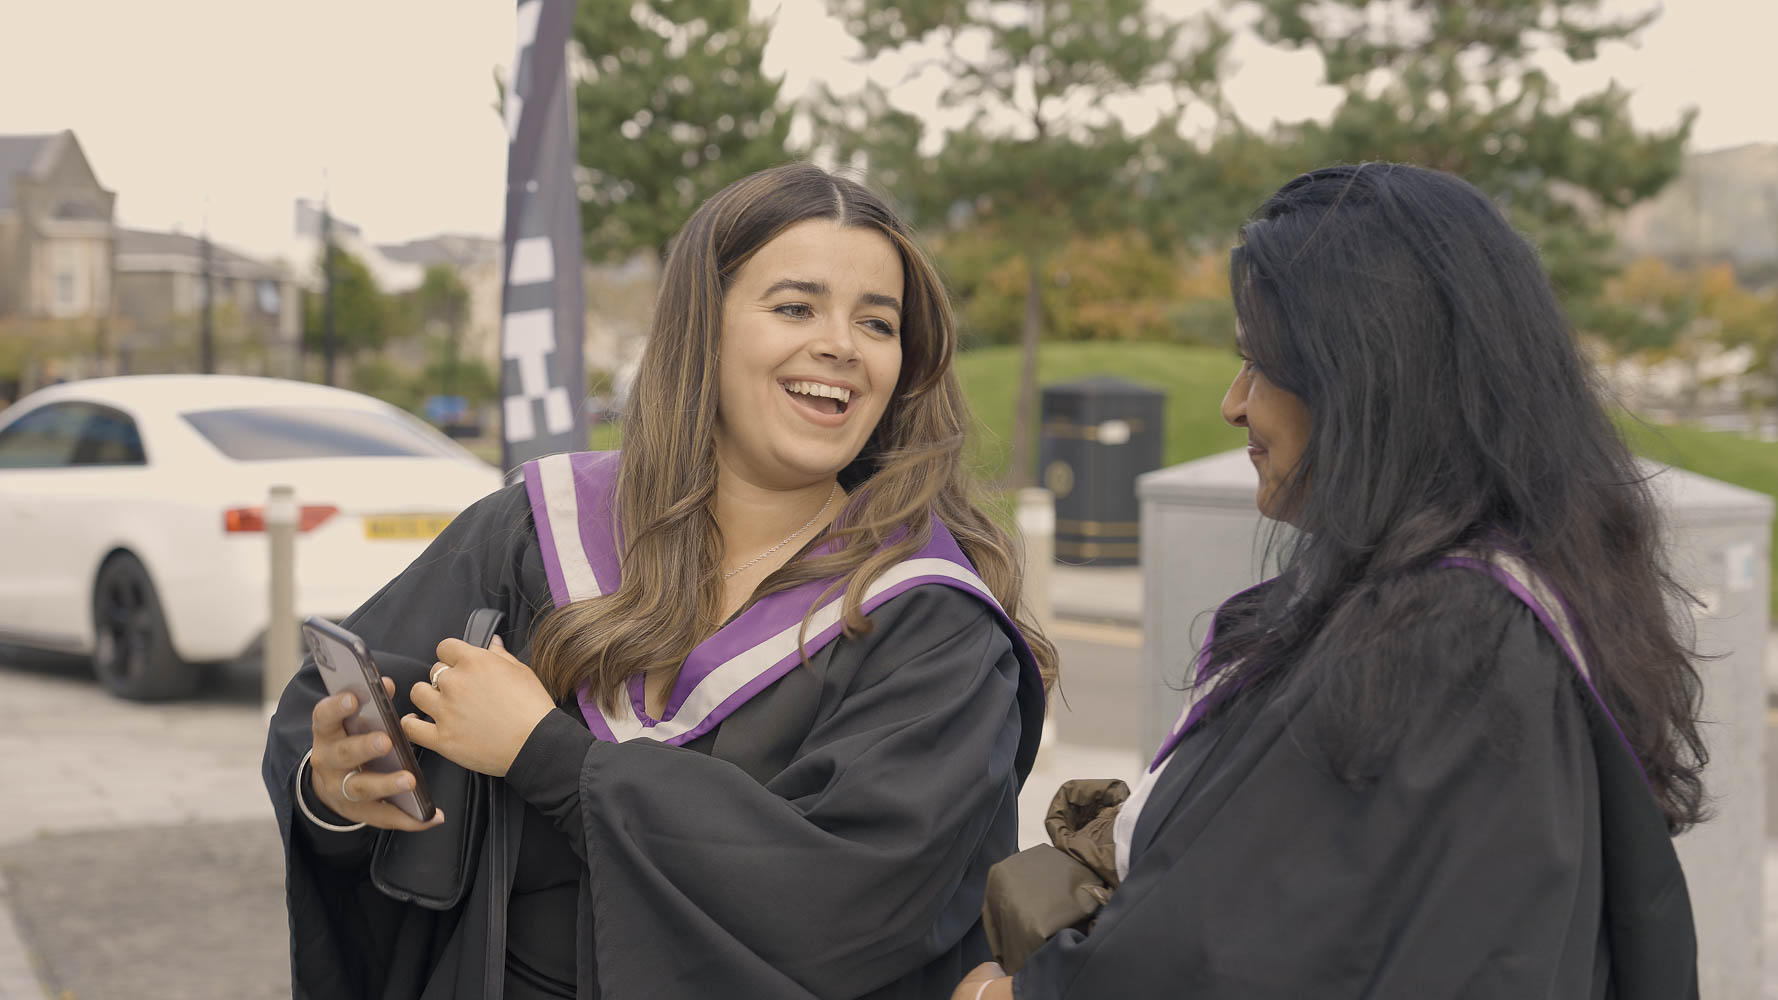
531,162,1058,711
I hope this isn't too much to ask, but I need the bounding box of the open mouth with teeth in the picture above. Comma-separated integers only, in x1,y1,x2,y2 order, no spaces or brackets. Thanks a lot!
782,379,852,415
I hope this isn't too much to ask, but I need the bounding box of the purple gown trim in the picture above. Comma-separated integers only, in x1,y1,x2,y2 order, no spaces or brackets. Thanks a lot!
522,451,1041,746
1438,555,1653,792
1149,554,1653,789
1147,576,1274,772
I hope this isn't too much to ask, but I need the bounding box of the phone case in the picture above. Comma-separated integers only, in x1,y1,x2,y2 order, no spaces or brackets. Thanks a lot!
301,617,435,822
369,608,506,911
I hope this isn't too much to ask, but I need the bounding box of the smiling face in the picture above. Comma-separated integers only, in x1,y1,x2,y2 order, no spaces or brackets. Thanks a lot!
1221,331,1313,523
713,218,905,491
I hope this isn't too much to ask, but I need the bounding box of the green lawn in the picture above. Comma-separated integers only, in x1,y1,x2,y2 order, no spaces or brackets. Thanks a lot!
1615,416,1778,618
954,342,1248,482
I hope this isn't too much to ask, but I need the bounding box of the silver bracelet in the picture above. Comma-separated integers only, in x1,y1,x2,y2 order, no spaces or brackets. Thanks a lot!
295,748,368,833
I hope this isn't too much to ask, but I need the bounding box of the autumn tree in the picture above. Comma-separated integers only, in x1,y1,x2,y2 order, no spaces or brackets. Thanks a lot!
1603,257,1778,421
938,228,1232,348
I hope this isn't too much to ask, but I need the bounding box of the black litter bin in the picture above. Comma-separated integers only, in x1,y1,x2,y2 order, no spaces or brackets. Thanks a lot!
1037,376,1165,565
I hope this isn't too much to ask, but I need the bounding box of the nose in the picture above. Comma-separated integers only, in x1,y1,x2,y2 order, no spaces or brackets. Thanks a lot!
1221,367,1249,428
811,315,861,364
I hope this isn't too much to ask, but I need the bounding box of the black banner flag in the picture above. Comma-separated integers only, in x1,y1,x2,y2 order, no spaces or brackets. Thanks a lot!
499,0,585,471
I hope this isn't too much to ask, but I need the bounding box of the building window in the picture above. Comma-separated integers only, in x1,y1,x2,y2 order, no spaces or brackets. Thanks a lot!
49,242,87,316
257,280,281,315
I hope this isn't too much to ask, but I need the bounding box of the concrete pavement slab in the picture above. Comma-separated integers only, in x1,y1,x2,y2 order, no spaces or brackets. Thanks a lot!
0,819,288,1000
0,872,48,1000
1049,562,1142,627
0,659,270,851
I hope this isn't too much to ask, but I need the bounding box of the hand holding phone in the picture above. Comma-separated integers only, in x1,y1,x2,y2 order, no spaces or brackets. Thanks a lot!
303,617,439,826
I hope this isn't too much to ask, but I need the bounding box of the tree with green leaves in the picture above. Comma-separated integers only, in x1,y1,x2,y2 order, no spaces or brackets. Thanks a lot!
818,0,1231,487
573,0,793,262
301,248,390,364
1243,0,1692,344
411,263,474,397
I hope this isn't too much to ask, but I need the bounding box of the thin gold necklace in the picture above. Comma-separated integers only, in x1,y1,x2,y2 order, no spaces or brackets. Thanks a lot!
723,482,839,581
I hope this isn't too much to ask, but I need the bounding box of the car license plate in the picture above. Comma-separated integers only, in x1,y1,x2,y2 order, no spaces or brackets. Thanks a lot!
362,513,455,540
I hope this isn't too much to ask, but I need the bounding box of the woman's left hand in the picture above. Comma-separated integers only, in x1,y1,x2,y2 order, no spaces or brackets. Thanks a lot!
951,962,1012,1000
403,635,558,778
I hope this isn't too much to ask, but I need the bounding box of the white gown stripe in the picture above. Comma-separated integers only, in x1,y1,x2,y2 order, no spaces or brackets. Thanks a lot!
537,452,603,602
1488,551,1591,681
600,558,994,743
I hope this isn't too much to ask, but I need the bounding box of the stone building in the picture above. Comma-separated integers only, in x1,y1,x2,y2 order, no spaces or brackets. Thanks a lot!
112,228,302,376
0,130,115,321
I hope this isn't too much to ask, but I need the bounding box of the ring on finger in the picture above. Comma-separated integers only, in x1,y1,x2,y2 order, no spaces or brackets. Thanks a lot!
430,663,452,687
341,767,363,803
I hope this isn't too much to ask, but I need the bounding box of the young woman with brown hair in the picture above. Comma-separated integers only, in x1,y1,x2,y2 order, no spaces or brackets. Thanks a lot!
266,162,1056,1000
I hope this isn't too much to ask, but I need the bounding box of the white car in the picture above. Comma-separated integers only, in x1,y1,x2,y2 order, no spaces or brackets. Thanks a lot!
0,375,506,699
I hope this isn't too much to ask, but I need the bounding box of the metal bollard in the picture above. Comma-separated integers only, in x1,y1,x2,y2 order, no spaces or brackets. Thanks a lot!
263,484,299,716
1016,487,1058,762
1016,487,1056,629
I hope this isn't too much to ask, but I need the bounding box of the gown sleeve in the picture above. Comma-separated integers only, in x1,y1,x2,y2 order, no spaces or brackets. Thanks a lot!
535,584,1026,1000
1015,577,1606,999
265,482,550,832
260,482,550,997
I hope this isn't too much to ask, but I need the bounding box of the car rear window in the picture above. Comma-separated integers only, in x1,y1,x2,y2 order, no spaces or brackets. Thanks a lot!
181,406,461,460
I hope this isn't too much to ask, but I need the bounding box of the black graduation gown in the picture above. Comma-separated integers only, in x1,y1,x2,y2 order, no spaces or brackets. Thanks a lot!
1014,571,1698,999
263,483,1035,1000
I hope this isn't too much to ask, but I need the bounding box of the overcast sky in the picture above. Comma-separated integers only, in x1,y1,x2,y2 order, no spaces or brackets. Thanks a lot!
0,0,1770,262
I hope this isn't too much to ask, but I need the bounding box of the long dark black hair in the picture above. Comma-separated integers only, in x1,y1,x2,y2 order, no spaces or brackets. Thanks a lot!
1205,163,1707,831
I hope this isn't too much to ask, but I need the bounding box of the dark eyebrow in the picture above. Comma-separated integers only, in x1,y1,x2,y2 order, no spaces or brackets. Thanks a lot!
760,278,902,316
761,278,827,299
862,292,902,314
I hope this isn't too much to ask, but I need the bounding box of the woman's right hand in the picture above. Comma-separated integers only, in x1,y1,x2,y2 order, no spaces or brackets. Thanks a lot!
308,678,445,832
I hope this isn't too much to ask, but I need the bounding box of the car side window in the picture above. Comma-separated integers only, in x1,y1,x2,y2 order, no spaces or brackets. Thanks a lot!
70,406,147,466
0,402,91,468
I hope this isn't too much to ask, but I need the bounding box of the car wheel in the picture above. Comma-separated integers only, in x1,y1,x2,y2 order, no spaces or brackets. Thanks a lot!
92,553,200,700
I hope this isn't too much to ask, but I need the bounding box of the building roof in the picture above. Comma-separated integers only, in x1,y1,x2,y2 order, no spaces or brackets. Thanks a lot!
0,132,61,212
115,227,286,281
378,233,500,270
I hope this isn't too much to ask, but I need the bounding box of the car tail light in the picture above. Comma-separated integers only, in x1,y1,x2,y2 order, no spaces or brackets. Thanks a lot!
224,505,339,533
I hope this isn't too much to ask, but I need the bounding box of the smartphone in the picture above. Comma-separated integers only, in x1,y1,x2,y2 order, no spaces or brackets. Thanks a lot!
301,616,436,822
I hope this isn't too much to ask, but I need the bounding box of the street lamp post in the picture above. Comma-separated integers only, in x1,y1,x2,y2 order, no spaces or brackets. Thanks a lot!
321,199,337,387
199,230,215,374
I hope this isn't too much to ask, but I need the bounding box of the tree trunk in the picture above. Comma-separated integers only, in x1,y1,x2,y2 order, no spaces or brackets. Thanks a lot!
1009,250,1044,489
1684,346,1701,422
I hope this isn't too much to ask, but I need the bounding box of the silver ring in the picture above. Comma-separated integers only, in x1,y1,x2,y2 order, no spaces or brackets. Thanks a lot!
430,663,452,687
341,767,363,803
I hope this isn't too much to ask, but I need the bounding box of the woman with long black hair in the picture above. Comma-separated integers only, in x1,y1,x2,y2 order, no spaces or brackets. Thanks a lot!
961,163,1706,998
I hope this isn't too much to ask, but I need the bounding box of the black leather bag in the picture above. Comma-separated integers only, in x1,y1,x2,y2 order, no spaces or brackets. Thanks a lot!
369,608,503,910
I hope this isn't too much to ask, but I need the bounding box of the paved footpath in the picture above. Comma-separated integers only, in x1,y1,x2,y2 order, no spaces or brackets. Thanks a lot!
0,656,285,999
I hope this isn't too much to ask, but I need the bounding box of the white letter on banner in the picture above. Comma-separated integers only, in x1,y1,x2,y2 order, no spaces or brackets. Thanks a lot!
509,235,555,285
544,387,573,434
501,308,556,443
504,395,535,443
506,0,543,141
